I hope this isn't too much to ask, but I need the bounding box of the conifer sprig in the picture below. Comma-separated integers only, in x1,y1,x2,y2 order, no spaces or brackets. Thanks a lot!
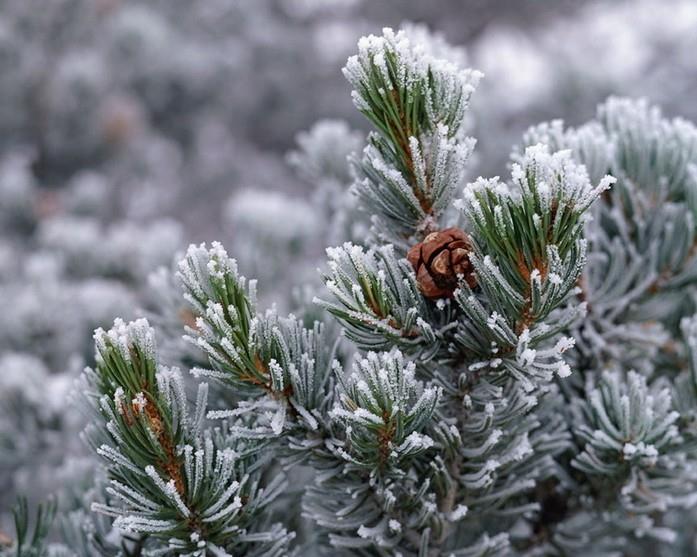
177,243,264,393
330,350,441,472
345,27,480,243
315,242,451,357
178,242,339,437
83,318,292,555
458,145,614,329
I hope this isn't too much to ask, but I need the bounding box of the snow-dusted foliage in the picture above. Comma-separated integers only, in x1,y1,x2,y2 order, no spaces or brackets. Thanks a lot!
346,27,480,247
81,318,293,555
5,3,697,557
500,96,697,554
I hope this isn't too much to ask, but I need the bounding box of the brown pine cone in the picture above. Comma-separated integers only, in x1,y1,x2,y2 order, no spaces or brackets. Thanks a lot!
407,227,476,299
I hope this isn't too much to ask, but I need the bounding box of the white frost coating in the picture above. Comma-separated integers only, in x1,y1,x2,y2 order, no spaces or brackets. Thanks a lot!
448,504,469,521
343,26,481,133
114,516,177,533
94,317,156,365
114,387,126,414
398,431,434,453
512,144,616,213
623,442,658,459
132,392,147,414
509,434,533,461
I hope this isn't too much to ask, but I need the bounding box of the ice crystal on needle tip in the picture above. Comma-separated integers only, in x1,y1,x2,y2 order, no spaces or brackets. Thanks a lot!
93,317,155,366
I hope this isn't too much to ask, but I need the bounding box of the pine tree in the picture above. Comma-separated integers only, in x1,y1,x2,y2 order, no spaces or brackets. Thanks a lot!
5,24,697,557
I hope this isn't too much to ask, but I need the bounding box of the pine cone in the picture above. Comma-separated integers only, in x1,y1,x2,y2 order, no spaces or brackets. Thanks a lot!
407,227,476,299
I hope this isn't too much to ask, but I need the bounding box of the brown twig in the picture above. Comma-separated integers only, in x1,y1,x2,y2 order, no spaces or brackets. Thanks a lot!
143,398,185,495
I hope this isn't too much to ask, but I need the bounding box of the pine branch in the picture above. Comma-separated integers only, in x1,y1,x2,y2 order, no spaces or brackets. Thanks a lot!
517,98,697,551
330,350,441,473
313,26,614,555
521,98,697,371
83,318,292,555
344,28,480,245
315,242,454,358
304,350,446,553
178,242,339,440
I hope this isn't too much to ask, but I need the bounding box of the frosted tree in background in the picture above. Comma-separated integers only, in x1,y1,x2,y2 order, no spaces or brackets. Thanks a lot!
470,0,697,177
0,148,182,522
